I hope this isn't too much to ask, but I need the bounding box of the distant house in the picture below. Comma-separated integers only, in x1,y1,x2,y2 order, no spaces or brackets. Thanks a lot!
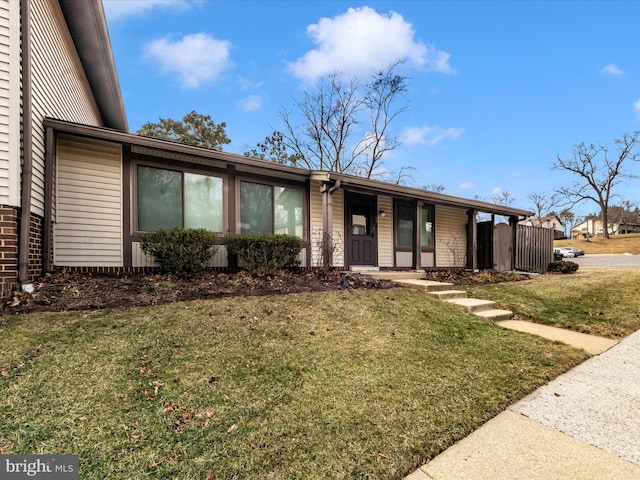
571,219,640,238
2,0,546,298
520,215,564,239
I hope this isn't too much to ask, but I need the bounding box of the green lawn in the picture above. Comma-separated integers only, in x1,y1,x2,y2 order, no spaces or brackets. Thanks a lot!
463,268,640,339
0,288,586,479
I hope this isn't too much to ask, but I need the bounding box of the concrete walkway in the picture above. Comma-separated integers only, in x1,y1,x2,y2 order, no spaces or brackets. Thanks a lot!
365,271,640,479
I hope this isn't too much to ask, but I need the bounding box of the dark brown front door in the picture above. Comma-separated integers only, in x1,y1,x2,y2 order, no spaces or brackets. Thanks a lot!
346,193,377,266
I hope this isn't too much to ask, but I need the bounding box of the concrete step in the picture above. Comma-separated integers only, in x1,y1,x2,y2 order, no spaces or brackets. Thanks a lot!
350,266,380,273
364,271,424,280
428,289,468,300
392,279,455,292
474,309,514,321
446,297,497,313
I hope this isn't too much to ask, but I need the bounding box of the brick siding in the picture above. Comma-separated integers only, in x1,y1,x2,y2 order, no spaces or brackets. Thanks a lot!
0,206,44,298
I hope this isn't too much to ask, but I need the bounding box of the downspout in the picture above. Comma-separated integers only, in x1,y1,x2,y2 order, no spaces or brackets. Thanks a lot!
19,0,34,290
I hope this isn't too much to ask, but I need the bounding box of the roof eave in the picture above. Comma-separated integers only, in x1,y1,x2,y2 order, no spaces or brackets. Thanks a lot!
58,0,128,132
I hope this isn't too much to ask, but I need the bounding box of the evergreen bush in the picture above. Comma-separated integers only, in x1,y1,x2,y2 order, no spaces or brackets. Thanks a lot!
224,234,302,275
140,228,219,277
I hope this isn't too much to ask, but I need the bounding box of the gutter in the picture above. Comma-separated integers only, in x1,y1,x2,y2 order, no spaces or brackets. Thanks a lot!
18,0,34,291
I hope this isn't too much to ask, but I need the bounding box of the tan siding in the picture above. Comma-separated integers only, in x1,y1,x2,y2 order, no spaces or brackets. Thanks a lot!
435,205,467,267
331,188,344,267
29,0,103,216
54,135,123,267
309,180,324,267
377,195,393,267
0,0,20,206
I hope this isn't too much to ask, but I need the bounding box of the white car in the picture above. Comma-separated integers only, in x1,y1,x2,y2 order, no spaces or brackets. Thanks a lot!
555,247,576,258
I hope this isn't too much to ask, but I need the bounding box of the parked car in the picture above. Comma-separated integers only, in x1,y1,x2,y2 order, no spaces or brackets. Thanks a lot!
563,246,585,257
555,246,585,258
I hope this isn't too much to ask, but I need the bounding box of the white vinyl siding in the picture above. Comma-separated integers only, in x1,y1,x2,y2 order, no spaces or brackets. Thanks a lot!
54,135,122,266
29,0,102,216
377,195,393,267
0,0,20,206
435,205,467,268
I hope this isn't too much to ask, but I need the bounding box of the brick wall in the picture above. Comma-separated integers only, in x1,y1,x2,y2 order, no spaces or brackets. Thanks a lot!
0,206,44,298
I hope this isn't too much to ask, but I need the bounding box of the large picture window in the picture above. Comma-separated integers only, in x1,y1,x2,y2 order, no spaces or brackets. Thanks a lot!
240,181,303,236
137,165,223,232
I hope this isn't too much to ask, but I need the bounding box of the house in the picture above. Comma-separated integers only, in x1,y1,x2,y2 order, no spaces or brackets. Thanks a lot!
519,215,564,239
571,219,640,238
2,0,536,298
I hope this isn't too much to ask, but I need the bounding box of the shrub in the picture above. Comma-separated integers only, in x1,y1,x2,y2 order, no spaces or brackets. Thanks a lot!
224,234,302,275
140,228,219,277
547,260,579,274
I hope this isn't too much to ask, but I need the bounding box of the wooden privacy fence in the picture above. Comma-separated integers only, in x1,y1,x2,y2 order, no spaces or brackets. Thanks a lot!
515,224,554,272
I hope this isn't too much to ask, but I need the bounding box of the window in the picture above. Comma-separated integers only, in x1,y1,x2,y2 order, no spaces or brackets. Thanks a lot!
240,181,303,236
137,165,223,232
397,204,414,247
420,205,434,249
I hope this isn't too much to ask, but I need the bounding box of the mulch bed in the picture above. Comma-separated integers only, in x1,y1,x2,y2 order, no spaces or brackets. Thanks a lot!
2,269,530,316
2,269,398,315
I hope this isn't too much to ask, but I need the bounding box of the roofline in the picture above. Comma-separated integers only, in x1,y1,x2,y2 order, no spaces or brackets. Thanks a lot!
311,171,533,218
57,0,128,132
43,118,312,177
44,118,533,218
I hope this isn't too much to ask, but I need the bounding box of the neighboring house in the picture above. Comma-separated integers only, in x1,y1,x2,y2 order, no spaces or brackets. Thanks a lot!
571,219,640,238
2,0,536,298
520,215,564,239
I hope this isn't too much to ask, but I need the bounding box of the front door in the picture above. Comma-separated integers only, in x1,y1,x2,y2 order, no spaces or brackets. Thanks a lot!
346,193,377,266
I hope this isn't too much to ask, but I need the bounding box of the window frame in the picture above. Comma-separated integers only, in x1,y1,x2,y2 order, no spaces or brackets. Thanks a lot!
236,176,306,237
420,204,435,253
132,159,227,235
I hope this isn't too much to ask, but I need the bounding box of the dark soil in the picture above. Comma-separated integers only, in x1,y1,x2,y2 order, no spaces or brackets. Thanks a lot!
3,269,529,316
3,270,399,315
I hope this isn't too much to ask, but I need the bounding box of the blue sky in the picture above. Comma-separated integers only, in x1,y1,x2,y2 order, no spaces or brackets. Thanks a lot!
102,0,640,218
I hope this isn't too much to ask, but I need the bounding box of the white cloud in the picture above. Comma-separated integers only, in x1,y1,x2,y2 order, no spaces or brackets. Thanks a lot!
401,125,464,146
459,182,474,190
287,6,455,83
103,0,192,20
491,186,503,196
237,77,263,91
601,63,624,76
634,98,640,120
238,95,262,112
143,33,233,89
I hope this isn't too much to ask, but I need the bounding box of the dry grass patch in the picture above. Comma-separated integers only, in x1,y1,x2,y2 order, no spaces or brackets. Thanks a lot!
463,268,640,338
0,289,586,479
555,232,640,254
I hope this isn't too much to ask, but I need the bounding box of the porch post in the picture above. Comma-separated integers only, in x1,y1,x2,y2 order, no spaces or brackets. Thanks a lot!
466,209,477,270
510,215,518,271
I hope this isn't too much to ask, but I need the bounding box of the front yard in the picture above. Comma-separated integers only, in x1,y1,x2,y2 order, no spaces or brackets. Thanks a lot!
463,268,640,338
0,287,586,479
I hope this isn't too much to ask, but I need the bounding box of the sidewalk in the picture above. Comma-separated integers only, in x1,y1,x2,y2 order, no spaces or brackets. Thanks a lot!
405,327,640,479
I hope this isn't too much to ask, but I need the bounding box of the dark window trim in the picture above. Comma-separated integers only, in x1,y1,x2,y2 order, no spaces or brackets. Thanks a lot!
235,175,308,239
420,203,436,253
130,159,227,238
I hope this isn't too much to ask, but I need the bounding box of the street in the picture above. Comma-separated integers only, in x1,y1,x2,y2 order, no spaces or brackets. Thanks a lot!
570,254,640,268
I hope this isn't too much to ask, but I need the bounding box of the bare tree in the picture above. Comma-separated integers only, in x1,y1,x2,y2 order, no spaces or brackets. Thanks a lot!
557,209,575,238
278,62,409,178
553,131,640,239
528,192,555,223
492,190,514,206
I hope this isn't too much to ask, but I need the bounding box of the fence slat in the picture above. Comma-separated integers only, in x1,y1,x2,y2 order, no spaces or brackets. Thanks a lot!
515,224,553,272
